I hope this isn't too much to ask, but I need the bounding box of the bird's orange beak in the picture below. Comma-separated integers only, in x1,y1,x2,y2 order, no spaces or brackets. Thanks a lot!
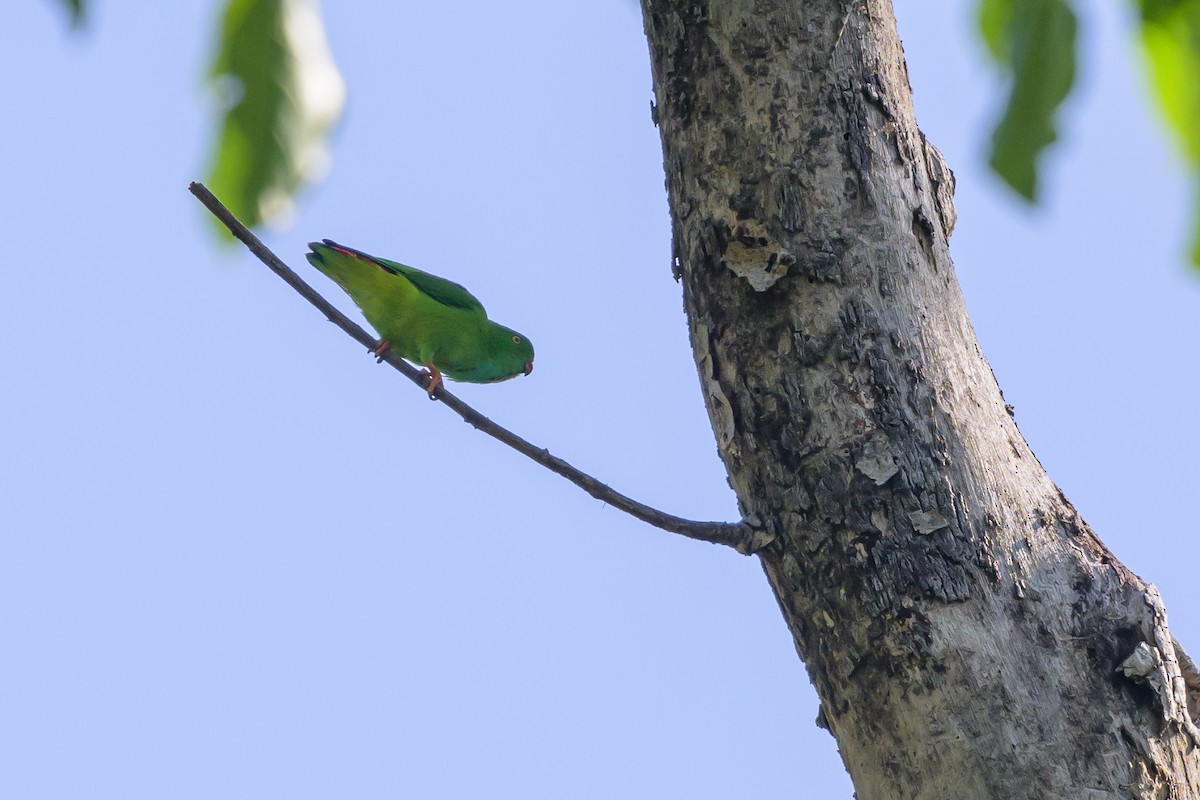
523,360,534,376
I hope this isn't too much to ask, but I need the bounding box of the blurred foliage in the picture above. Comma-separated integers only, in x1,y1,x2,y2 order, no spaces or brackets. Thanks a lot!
42,0,1200,265
55,0,85,27
50,0,343,235
206,0,344,233
980,0,1200,265
978,0,1077,202
1137,0,1200,264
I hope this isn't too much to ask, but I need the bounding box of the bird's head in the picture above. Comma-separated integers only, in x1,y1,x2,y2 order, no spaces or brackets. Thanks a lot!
486,323,535,382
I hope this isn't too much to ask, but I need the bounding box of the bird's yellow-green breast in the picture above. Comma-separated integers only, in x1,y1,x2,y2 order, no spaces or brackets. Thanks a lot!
305,240,534,384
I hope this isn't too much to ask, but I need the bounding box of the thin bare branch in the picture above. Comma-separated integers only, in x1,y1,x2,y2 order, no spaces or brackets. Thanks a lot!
188,181,772,554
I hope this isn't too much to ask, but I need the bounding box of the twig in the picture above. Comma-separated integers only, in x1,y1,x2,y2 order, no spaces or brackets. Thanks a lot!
188,182,772,554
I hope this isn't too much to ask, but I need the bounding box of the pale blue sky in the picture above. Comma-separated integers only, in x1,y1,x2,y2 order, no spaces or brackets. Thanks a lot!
2,2,1196,797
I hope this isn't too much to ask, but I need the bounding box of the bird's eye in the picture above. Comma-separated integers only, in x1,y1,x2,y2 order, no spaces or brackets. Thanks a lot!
512,334,522,344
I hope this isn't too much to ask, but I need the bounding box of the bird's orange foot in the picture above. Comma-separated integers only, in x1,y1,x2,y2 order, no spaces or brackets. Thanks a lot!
371,339,391,363
418,364,444,400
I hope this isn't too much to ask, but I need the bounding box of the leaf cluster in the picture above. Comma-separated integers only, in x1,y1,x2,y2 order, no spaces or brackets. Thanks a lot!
979,0,1200,265
52,0,1200,267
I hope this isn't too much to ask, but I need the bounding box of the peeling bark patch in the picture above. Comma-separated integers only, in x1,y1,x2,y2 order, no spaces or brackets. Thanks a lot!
721,228,789,291
855,432,898,485
1115,640,1174,718
692,323,737,452
908,510,949,535
921,131,958,237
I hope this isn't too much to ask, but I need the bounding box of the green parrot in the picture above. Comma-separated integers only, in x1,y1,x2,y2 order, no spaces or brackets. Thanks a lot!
305,240,534,397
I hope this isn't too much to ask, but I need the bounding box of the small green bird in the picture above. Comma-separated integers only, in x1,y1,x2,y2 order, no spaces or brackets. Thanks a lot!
306,240,534,397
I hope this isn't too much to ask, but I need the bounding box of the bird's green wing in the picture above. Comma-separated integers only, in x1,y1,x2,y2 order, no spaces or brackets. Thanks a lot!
318,239,485,315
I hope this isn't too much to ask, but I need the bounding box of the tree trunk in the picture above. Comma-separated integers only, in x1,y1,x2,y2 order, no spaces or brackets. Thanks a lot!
639,0,1200,796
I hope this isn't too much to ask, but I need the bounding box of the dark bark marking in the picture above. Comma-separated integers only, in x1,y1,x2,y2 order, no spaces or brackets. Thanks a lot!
911,207,936,265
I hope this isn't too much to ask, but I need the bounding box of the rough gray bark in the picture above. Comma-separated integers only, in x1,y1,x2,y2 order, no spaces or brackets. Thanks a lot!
639,0,1200,797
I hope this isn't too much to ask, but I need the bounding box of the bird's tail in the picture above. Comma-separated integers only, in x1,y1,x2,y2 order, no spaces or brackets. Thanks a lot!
305,239,408,315
306,239,370,282
306,239,351,269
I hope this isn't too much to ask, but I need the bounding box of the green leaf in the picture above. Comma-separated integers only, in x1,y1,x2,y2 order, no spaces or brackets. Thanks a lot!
1139,0,1200,162
1191,189,1200,266
206,0,345,232
978,0,1078,201
1136,0,1200,265
978,0,1013,63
